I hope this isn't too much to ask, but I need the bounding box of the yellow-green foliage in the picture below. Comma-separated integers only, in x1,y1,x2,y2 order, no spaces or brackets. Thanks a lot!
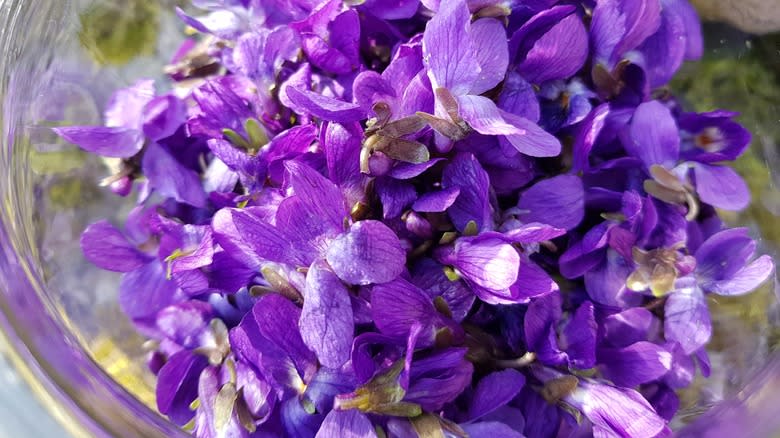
79,0,161,65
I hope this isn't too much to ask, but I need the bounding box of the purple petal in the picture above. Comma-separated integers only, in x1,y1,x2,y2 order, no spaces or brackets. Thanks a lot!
275,197,335,258
285,160,348,233
358,0,420,20
171,270,208,296
509,5,576,66
648,386,680,422
285,87,364,122
422,0,480,95
405,348,473,411
53,126,143,158
447,234,520,292
411,259,476,322
280,397,323,438
323,122,368,190
442,152,493,233
326,220,406,285
119,261,182,321
518,387,560,438
692,163,750,211
388,158,445,179
678,112,751,164
461,422,524,438
315,409,375,438
502,222,566,244
559,222,611,279
189,77,255,138
300,35,352,78
168,225,214,272
375,177,417,219
694,227,755,282
142,95,187,141
622,100,679,169
604,307,656,348
468,369,526,421
300,262,354,369
517,14,588,84
80,220,151,272
264,124,318,162
239,294,318,387
155,301,212,350
707,255,774,296
457,95,524,136
371,277,440,344
477,406,526,434
232,31,265,79
500,112,562,157
143,143,207,208
671,0,703,59
498,72,540,122
175,7,243,40
572,103,610,172
279,63,312,111
563,301,597,369
664,286,711,354
524,292,565,364
517,175,585,230
104,79,155,128
212,208,307,268
208,251,256,293
208,138,252,171
634,1,688,88
469,18,509,95
400,72,435,118
599,342,672,387
512,258,558,300
302,10,360,75
590,0,662,66
663,342,695,389
352,71,395,111
572,379,667,438
412,187,460,213
583,249,641,308
156,351,209,426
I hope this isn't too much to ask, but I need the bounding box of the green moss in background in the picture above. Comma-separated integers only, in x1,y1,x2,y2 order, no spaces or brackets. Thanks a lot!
79,0,161,66
29,149,87,175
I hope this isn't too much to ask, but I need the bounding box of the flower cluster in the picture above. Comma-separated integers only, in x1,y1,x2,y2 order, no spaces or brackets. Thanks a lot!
55,0,775,436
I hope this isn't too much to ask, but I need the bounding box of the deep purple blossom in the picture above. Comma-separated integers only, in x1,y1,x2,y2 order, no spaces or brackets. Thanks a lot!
57,0,776,436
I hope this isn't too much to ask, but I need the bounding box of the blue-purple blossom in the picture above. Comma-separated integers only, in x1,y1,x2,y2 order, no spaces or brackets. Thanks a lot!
55,0,777,436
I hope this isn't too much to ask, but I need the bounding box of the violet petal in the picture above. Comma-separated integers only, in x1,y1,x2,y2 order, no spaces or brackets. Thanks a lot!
517,175,585,230
53,126,143,158
80,220,152,272
300,262,354,369
326,220,406,285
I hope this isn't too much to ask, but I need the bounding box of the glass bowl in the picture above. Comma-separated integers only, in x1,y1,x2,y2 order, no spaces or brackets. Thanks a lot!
0,1,777,437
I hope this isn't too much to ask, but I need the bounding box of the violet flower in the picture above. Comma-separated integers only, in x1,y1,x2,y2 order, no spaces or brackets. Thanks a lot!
533,366,668,438
662,228,775,353
59,1,776,436
623,100,751,213
421,0,561,157
80,207,185,331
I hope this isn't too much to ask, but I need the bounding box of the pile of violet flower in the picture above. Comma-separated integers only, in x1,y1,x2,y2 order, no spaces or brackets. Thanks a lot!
55,0,776,436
